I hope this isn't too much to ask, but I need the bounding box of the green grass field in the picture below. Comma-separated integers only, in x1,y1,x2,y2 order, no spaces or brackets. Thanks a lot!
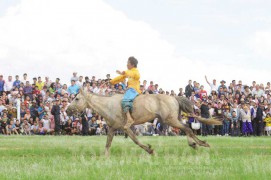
0,135,270,180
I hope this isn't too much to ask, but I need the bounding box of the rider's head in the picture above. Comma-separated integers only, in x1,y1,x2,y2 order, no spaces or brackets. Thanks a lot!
127,56,138,70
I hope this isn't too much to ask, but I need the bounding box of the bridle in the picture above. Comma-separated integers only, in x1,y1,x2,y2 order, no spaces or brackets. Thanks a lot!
72,92,94,118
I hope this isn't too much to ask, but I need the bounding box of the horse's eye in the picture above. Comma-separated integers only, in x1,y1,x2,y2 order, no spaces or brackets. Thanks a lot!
75,98,79,101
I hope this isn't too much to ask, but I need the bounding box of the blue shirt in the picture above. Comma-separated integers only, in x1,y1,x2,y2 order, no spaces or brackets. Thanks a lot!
68,84,80,95
0,80,4,91
13,80,21,88
38,107,45,119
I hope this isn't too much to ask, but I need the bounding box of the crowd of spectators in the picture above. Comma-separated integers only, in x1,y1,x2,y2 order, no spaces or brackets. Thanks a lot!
182,76,271,137
0,73,270,137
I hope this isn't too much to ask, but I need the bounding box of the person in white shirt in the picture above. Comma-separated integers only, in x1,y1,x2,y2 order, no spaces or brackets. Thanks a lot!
41,114,54,134
252,85,264,98
60,107,68,125
77,76,84,87
71,72,79,82
92,83,100,94
86,108,93,120
205,75,217,92
21,73,28,85
4,76,13,92
44,77,52,87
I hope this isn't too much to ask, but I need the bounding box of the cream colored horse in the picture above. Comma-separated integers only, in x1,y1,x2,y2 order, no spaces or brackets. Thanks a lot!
66,90,222,155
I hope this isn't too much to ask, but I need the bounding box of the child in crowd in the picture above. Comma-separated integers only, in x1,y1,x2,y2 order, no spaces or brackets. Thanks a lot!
22,120,31,135
264,113,271,136
31,121,39,135
223,107,231,136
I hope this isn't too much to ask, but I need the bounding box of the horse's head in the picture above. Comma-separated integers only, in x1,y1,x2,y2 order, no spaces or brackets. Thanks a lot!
66,89,89,116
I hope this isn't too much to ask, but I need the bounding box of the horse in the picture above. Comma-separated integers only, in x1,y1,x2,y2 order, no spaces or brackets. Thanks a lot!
66,89,222,156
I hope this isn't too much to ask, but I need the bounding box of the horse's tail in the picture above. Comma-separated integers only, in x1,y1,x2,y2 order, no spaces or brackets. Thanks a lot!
196,117,223,125
175,96,194,114
175,96,222,125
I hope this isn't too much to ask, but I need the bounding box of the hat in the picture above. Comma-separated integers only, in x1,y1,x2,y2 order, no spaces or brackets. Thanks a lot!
220,80,226,83
75,118,79,121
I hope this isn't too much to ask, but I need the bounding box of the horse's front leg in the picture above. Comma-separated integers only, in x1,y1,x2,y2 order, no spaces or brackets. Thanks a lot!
123,128,155,155
105,127,115,157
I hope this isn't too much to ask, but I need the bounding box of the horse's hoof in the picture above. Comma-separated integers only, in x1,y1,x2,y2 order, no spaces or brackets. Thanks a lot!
189,142,197,149
205,143,210,148
148,149,155,155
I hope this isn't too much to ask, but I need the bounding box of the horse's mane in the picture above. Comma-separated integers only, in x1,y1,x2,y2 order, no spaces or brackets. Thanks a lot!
87,92,121,97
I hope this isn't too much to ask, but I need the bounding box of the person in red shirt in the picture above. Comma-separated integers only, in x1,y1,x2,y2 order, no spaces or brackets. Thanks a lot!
32,86,41,96
199,85,208,100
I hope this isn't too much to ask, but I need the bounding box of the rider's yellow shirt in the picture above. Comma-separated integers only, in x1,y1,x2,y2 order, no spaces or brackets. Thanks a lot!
110,68,141,94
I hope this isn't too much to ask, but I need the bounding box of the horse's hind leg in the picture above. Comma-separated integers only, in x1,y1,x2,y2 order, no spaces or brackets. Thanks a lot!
105,127,115,157
124,128,154,155
167,118,210,148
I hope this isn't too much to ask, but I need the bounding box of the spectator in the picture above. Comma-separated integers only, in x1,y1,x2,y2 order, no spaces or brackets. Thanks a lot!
148,81,154,93
23,81,33,99
264,113,271,136
49,83,56,94
1,112,9,134
23,109,32,121
142,80,147,93
223,106,231,136
240,105,253,136
231,111,240,136
51,99,61,135
4,76,13,94
185,80,193,97
38,102,46,120
64,119,73,135
31,121,39,134
200,100,211,136
13,75,21,89
21,119,31,135
253,103,264,136
205,76,217,92
38,123,46,135
33,77,37,85
252,84,264,99
21,73,28,85
218,80,227,91
178,88,184,96
68,80,79,95
0,75,5,96
199,85,208,100
71,72,79,82
36,77,44,90
77,76,84,87
14,120,21,134
41,114,54,135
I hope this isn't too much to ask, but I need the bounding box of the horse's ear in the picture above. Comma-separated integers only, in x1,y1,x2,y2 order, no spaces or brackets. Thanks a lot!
79,88,84,94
